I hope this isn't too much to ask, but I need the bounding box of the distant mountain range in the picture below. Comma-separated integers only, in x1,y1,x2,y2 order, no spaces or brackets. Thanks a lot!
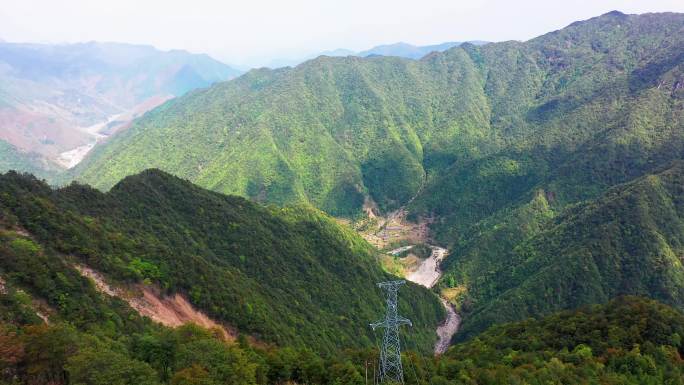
266,40,488,68
355,41,488,59
0,41,241,173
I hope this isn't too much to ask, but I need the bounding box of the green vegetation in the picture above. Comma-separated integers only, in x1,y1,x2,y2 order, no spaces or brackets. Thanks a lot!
0,140,60,181
394,244,432,259
0,316,380,385
408,244,433,259
76,12,684,223
0,170,443,354
0,229,149,336
73,11,684,340
437,296,684,384
3,10,684,384
441,162,684,340
409,11,684,242
2,285,682,384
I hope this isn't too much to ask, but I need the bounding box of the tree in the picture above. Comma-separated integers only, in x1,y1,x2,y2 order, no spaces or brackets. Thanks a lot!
22,324,78,385
176,338,257,385
0,325,24,383
66,348,159,385
170,364,214,385
131,331,178,381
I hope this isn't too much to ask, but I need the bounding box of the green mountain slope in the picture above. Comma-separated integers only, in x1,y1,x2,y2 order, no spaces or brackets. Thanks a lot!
72,11,684,342
441,161,684,340
74,56,455,214
356,41,487,59
409,11,684,240
3,278,682,384
437,297,684,384
72,32,496,215
0,169,443,354
76,12,684,223
0,139,61,180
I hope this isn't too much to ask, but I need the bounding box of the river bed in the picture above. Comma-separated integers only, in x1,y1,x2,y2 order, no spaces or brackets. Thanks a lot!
401,246,460,354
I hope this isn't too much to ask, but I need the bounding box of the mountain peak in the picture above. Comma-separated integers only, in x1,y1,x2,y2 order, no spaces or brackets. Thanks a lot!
602,10,627,18
111,168,184,190
566,9,632,29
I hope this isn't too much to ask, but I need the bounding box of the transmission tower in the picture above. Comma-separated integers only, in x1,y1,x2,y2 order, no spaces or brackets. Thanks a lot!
370,280,412,384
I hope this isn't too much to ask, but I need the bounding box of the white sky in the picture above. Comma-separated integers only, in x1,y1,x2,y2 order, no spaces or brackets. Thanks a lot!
1,0,683,68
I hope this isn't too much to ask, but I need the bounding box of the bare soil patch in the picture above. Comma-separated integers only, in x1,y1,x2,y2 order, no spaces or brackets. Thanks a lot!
74,264,236,341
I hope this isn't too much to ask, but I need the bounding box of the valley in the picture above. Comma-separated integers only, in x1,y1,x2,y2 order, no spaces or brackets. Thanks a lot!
54,96,174,169
1,6,684,385
0,41,241,175
56,142,97,169
353,188,460,354
0,169,445,353
400,245,459,355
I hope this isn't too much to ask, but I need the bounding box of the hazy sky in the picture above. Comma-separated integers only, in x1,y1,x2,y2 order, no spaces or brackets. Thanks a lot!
1,0,684,68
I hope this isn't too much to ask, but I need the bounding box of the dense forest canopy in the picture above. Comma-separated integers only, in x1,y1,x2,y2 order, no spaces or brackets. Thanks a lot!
2,280,682,385
0,9,683,385
71,11,684,343
0,169,443,354
77,12,683,224
443,161,684,340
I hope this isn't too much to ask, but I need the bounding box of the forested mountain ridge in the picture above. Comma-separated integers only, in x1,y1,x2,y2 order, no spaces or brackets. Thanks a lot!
71,11,684,342
438,296,684,383
409,10,684,241
76,11,684,223
442,161,684,340
2,274,682,384
333,40,488,60
3,6,684,385
0,169,443,354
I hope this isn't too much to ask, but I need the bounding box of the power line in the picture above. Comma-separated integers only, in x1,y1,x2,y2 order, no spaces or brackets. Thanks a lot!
370,280,412,384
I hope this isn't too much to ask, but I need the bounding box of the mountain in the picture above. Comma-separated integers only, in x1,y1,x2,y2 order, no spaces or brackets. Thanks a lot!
406,10,684,242
441,161,684,340
320,41,482,60
318,48,356,57
0,169,443,354
74,11,684,339
3,262,683,385
438,297,684,383
0,41,241,172
77,11,684,214
357,41,487,59
0,139,61,180
264,41,486,69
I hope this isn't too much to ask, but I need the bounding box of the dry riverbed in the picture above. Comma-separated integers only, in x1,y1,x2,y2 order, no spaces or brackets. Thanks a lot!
400,246,460,355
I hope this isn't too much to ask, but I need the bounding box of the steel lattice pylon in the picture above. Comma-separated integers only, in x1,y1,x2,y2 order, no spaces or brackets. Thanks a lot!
370,280,412,384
